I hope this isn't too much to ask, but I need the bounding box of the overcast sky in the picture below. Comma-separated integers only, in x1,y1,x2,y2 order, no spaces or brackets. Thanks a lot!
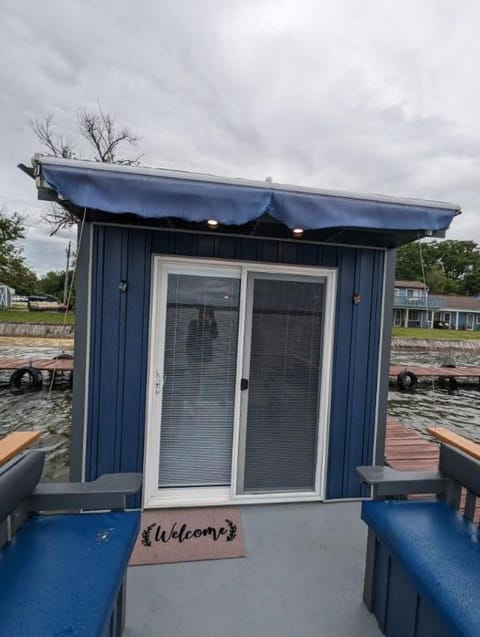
1,0,479,274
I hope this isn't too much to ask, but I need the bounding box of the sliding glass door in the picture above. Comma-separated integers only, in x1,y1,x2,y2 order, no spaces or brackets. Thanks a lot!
239,274,325,494
144,258,335,508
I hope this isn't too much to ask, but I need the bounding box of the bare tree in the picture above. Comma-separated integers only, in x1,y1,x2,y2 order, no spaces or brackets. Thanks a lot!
77,107,142,165
32,106,143,233
32,113,75,159
42,202,78,235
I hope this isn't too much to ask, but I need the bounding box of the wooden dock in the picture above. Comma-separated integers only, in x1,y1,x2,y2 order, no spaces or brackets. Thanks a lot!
390,364,480,383
0,357,73,388
385,417,439,470
0,358,73,372
385,420,480,521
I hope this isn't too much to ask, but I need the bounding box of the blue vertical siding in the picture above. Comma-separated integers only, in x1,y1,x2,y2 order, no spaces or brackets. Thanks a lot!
87,227,152,479
85,225,386,499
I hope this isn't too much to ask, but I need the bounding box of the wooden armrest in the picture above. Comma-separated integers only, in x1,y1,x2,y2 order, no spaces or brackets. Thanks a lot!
357,465,447,497
0,432,41,466
427,427,480,461
25,473,143,511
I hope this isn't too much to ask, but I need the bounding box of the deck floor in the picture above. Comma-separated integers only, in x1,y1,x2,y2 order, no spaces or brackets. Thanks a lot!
125,422,442,636
385,417,439,470
125,501,382,637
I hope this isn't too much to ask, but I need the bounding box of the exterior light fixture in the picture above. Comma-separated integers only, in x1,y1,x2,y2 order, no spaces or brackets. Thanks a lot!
292,228,304,237
207,219,219,228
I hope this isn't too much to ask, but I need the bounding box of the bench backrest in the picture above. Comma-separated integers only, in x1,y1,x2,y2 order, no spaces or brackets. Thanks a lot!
439,444,480,522
0,451,45,547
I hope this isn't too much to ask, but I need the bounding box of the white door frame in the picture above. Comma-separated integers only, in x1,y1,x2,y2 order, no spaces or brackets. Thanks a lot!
143,256,337,508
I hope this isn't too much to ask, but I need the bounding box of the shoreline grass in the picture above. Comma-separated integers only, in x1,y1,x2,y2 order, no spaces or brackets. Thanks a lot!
0,310,74,326
1,313,479,339
392,327,480,340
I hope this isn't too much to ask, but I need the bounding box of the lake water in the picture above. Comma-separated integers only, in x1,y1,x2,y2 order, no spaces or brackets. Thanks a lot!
0,339,73,481
390,348,480,443
1,339,479,481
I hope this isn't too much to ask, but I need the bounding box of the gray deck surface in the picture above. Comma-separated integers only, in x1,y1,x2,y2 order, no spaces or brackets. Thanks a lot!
125,501,382,637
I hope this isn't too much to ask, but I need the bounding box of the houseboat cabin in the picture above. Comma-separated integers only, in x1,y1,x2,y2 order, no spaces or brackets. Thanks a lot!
27,156,459,636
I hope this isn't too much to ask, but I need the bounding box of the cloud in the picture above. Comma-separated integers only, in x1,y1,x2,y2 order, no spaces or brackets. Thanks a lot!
20,226,75,276
0,0,479,274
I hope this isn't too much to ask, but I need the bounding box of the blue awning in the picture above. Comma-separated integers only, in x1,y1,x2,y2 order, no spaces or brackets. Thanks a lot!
36,159,459,240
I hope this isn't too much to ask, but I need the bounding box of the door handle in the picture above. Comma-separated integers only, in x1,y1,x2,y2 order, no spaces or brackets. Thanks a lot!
240,378,249,391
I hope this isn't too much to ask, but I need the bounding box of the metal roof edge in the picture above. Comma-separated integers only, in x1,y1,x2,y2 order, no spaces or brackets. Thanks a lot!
31,154,462,214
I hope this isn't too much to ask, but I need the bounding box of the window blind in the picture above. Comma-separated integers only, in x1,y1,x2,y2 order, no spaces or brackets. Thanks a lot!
242,276,324,493
158,273,240,488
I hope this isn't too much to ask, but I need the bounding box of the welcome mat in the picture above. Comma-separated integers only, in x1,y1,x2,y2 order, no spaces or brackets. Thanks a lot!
129,507,245,566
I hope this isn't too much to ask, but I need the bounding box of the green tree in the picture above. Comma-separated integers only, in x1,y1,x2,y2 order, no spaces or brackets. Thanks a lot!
395,242,425,282
37,270,75,303
429,240,480,283
424,265,459,295
461,269,480,297
3,261,38,296
0,206,38,294
0,205,23,245
396,240,480,295
430,241,480,295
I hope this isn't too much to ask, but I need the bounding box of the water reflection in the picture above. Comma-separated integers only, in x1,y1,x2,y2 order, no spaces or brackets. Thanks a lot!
388,387,480,443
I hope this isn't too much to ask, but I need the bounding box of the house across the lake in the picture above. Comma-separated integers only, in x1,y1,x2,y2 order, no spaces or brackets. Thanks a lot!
394,280,480,330
24,155,460,636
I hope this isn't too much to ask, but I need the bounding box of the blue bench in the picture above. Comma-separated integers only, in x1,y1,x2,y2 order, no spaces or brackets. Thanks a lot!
0,450,142,636
358,441,480,637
